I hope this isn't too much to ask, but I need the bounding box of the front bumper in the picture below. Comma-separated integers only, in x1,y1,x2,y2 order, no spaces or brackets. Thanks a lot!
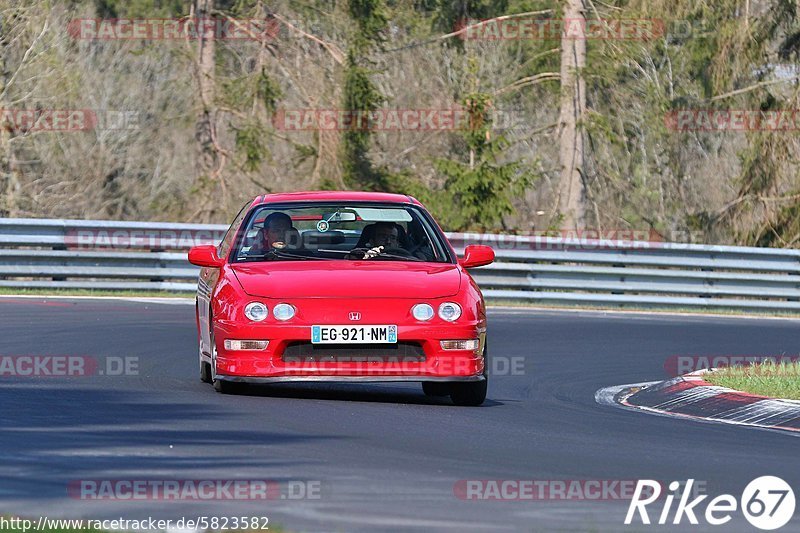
216,375,485,383
213,321,486,381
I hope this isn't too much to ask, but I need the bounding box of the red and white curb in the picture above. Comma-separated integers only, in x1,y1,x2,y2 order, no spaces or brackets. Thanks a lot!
595,370,800,434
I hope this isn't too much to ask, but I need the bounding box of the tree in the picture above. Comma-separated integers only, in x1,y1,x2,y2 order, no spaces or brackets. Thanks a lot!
192,0,221,219
556,0,586,229
0,1,52,217
340,0,388,190
432,60,537,231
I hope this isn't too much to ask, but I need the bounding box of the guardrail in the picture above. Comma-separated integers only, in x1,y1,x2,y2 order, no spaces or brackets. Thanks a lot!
2,217,800,312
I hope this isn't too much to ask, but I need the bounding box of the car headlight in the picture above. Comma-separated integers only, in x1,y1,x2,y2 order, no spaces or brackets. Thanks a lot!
412,303,434,321
244,302,268,322
438,302,462,322
273,303,296,321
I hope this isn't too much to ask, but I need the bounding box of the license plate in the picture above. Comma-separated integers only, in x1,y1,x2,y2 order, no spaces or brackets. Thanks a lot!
311,325,397,344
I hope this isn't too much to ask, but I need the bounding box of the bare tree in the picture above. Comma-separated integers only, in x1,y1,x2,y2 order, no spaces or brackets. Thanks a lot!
192,0,221,219
0,1,50,217
0,11,12,217
556,0,587,229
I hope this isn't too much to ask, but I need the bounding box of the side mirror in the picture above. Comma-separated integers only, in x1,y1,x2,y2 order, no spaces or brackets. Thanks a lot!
188,245,225,268
458,245,494,269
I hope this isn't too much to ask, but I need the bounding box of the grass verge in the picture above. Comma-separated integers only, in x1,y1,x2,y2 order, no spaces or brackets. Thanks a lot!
704,361,800,400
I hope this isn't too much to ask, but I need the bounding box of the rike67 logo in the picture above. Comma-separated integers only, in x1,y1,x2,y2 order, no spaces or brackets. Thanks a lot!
626,477,795,530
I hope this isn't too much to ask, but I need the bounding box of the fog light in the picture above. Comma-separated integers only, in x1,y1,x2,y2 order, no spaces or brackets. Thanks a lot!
273,303,296,321
224,339,269,350
440,339,479,351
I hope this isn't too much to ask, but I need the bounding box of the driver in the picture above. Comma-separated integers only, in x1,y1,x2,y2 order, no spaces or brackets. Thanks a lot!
348,222,427,259
249,212,298,254
371,222,401,248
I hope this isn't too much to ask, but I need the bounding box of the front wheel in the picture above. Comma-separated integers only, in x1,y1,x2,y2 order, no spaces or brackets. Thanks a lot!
213,377,244,394
198,301,212,383
210,329,244,394
449,378,487,406
197,336,214,383
449,344,488,406
200,356,212,383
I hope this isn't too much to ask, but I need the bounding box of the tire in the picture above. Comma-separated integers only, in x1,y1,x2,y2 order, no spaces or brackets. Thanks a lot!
200,357,212,383
199,301,212,383
210,328,243,394
422,382,450,397
213,377,243,394
449,378,487,406
449,343,488,406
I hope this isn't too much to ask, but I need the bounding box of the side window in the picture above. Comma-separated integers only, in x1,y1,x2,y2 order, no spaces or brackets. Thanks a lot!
217,201,251,259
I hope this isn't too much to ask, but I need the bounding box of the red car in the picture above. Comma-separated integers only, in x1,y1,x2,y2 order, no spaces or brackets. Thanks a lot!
188,191,495,406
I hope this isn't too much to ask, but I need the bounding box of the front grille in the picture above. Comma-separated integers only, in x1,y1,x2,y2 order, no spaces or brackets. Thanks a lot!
281,341,425,362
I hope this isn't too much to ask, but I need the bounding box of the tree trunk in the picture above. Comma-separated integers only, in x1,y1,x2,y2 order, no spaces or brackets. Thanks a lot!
193,0,218,217
556,0,587,230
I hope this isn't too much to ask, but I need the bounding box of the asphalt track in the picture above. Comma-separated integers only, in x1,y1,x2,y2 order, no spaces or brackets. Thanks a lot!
1,297,799,532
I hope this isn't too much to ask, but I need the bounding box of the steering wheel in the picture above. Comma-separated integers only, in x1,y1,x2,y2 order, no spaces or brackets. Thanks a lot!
348,246,414,259
347,246,371,258
407,236,429,255
382,247,415,257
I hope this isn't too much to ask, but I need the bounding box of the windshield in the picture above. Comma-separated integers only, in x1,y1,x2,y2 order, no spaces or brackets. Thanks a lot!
232,203,451,263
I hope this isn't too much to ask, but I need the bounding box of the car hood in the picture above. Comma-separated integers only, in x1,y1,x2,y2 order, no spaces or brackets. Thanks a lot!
231,261,462,299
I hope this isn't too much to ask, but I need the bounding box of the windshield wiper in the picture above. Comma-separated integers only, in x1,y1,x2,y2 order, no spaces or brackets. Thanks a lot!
369,253,423,262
